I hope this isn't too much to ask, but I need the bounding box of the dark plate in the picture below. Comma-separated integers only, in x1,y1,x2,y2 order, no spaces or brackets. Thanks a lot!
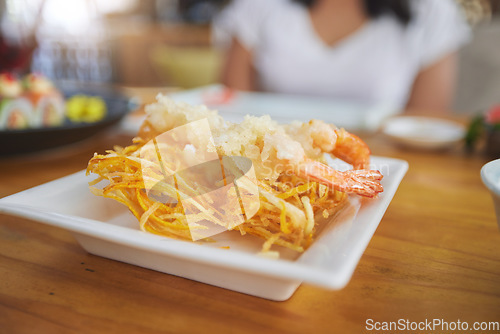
0,84,133,156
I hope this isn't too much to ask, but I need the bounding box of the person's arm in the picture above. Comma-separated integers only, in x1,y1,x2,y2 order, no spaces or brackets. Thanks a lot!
405,52,459,113
220,37,256,91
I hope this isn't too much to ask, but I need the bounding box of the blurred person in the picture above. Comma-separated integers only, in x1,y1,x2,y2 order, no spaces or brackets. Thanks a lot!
212,0,471,112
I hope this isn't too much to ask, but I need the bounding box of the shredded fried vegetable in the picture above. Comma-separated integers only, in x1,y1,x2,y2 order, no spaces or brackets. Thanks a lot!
86,96,383,254
86,138,348,253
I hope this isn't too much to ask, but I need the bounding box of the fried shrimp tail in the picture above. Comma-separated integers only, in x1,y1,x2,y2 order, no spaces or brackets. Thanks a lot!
297,158,383,198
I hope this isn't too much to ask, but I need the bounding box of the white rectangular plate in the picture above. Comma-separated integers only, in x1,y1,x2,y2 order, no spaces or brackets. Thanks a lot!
0,156,407,301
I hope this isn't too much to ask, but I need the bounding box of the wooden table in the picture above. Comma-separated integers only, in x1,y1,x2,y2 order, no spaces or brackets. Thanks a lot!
1,126,499,334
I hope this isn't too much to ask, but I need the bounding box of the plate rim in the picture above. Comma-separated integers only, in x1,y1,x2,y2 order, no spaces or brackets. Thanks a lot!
381,115,466,147
0,156,408,289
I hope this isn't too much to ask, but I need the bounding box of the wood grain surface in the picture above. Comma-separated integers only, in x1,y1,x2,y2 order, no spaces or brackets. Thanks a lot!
1,128,499,334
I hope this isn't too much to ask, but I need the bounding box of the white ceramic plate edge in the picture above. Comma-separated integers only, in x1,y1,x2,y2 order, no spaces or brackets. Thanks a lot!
381,116,466,149
0,157,408,292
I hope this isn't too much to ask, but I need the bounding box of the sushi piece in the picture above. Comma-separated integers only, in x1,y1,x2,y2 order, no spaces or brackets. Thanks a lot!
23,73,65,127
0,73,34,130
0,73,23,98
0,98,33,130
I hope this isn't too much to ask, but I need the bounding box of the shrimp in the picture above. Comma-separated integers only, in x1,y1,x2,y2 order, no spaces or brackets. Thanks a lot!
138,96,383,197
231,124,383,198
284,119,371,170
332,127,371,170
296,158,383,198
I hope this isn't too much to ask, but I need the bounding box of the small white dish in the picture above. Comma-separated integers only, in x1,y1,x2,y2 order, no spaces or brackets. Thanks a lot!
381,116,466,150
481,158,500,229
0,156,407,301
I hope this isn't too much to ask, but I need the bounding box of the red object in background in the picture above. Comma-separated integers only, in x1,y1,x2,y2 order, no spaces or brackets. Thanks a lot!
0,35,35,74
485,104,500,159
485,105,500,125
202,87,236,105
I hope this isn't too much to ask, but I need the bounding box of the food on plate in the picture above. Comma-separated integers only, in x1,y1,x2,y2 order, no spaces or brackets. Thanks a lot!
0,72,107,130
0,73,32,129
66,95,107,123
87,95,383,253
0,72,65,129
22,73,65,127
0,72,23,98
0,97,33,129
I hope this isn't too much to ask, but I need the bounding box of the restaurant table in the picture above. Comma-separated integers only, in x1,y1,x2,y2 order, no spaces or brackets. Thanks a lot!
1,125,499,334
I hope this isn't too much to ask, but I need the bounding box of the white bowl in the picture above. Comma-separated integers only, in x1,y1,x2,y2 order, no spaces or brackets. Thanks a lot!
481,158,500,229
381,116,466,150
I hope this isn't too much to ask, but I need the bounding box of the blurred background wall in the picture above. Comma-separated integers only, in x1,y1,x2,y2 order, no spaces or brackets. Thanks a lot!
454,0,500,112
0,0,499,113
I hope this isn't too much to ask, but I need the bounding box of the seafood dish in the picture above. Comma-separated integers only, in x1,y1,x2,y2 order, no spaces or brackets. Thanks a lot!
0,72,65,129
87,95,383,254
0,72,107,130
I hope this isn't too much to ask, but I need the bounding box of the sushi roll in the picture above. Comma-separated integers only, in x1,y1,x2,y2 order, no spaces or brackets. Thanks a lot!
23,73,65,127
31,95,66,128
0,73,34,130
0,98,33,130
0,73,22,98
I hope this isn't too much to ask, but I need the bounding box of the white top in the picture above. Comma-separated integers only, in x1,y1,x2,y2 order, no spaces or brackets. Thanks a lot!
213,0,471,109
